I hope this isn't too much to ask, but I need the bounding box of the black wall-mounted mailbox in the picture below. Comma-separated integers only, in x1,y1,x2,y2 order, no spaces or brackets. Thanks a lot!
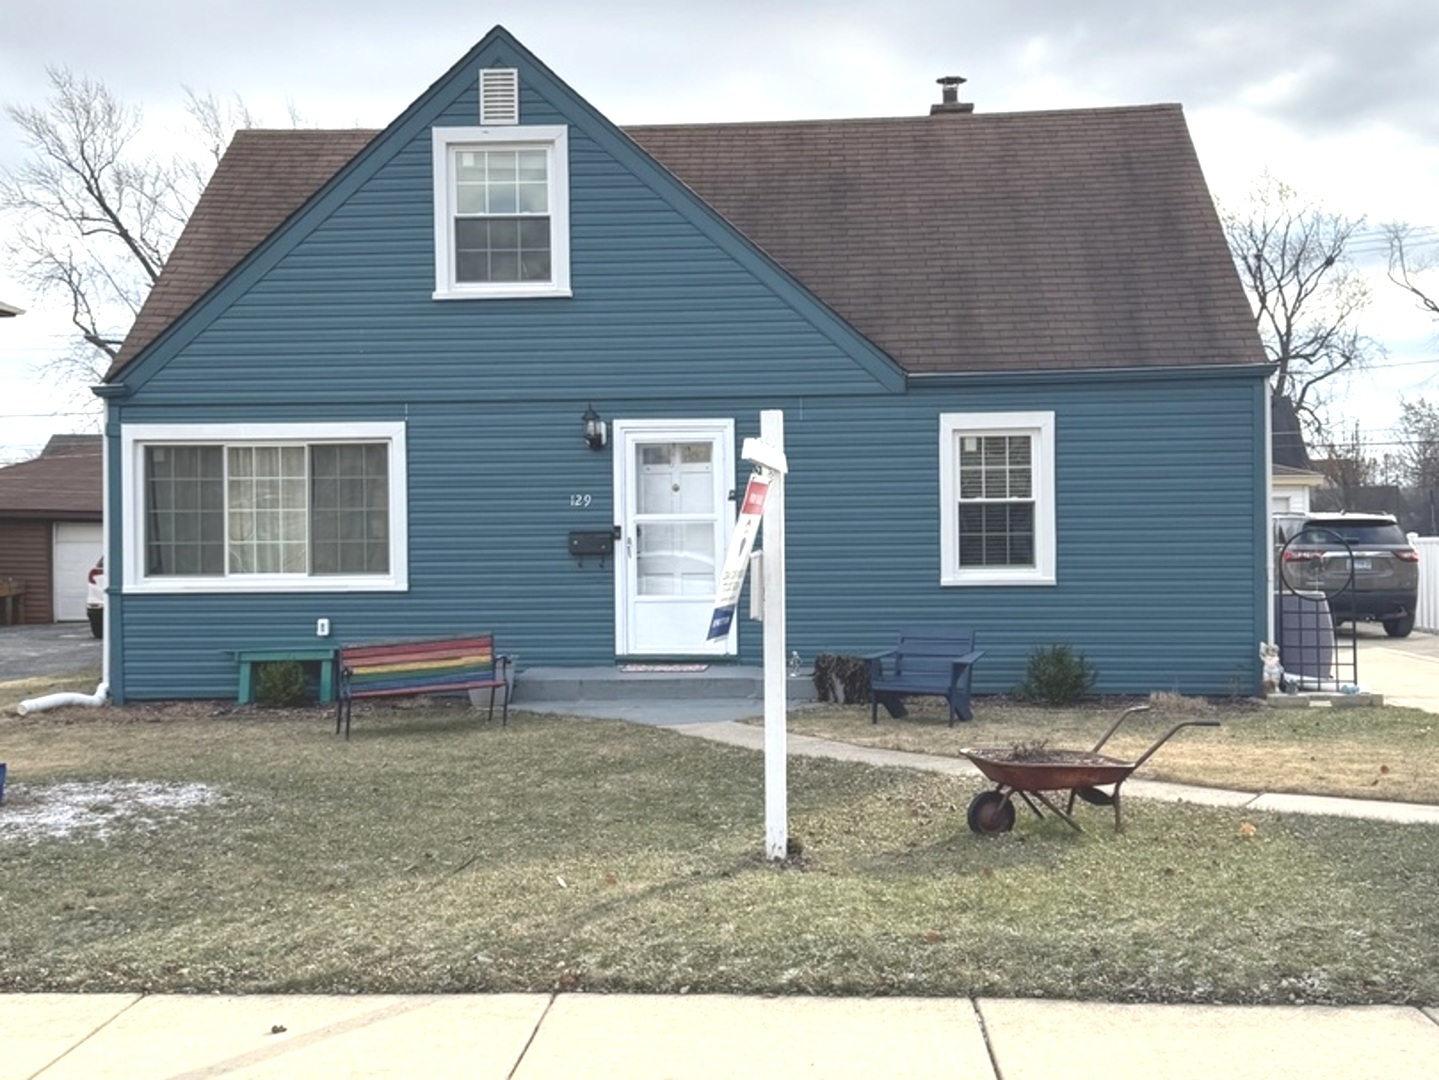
568,530,615,557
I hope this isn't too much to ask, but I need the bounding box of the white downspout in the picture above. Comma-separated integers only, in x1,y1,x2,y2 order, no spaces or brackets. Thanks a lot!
17,684,110,716
101,413,112,689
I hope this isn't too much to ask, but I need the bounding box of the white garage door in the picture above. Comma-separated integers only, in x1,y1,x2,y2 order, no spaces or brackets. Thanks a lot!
53,522,103,622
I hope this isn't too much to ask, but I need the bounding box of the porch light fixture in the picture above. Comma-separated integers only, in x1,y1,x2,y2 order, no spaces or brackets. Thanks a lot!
582,404,607,450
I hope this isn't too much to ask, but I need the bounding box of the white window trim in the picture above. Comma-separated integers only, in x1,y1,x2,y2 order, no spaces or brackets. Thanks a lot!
120,422,409,594
431,125,571,300
939,411,1056,587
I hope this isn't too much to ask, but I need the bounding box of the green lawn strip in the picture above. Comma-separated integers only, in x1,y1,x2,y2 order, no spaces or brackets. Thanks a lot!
779,697,1439,804
0,707,1435,1003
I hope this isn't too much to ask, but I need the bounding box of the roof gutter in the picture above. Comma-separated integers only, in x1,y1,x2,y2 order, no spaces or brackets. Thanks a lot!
906,361,1275,389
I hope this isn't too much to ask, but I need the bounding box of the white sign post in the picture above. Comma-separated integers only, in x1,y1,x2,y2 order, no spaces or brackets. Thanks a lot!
758,410,788,861
705,410,789,860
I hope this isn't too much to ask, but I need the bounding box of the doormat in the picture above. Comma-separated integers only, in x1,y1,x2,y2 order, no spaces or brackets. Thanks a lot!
619,664,710,673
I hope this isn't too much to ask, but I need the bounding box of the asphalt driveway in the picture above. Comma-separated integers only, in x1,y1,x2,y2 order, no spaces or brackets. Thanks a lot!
0,623,103,681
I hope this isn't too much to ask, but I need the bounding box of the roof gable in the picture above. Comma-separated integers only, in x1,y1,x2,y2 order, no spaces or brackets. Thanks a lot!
108,26,902,391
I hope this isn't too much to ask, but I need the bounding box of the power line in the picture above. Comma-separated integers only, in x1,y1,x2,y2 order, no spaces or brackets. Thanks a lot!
0,411,101,419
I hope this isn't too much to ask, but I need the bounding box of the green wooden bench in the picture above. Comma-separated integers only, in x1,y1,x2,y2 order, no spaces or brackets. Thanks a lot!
236,648,337,704
336,633,511,739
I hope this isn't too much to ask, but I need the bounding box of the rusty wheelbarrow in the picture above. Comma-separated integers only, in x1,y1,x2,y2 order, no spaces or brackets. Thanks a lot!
960,705,1219,834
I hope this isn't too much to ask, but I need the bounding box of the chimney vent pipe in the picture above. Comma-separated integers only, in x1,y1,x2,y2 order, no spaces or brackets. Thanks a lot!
932,75,974,115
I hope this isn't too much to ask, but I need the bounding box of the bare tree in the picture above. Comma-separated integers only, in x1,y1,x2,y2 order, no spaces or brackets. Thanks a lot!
1222,172,1378,441
1386,223,1439,321
1,69,187,371
179,87,258,192
1394,397,1439,489
1,70,270,409
1313,432,1377,493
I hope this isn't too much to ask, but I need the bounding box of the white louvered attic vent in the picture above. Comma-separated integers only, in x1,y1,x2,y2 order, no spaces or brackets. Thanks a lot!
480,68,519,125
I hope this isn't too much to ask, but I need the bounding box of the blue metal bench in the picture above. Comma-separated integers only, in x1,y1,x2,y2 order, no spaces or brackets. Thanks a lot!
865,629,985,726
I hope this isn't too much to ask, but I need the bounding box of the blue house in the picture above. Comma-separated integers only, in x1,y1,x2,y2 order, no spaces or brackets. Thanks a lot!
97,27,1270,703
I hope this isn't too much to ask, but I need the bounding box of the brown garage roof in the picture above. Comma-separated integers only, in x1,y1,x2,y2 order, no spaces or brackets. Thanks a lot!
108,104,1262,380
0,435,102,518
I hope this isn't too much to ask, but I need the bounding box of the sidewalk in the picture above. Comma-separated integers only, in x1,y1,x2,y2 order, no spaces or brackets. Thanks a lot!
6,991,1437,1079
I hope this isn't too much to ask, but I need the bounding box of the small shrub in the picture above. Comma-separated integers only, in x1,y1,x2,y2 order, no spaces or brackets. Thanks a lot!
1016,644,1097,706
812,654,872,704
255,661,310,708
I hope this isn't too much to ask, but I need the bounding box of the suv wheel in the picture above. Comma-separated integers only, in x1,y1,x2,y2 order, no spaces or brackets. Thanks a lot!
1383,614,1415,638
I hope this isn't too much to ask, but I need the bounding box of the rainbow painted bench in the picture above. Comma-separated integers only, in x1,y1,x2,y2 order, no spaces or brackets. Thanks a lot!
336,634,511,739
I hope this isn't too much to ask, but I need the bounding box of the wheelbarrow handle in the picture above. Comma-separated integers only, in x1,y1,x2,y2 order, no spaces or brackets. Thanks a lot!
1132,719,1222,769
1090,704,1151,754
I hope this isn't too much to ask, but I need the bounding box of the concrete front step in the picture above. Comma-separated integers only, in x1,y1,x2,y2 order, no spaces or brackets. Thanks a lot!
511,665,817,704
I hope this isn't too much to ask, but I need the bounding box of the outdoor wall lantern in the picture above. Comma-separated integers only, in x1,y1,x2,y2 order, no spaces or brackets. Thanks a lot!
582,404,607,450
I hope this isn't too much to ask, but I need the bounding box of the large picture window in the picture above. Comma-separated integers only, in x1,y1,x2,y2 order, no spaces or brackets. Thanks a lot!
939,412,1055,586
123,423,407,593
432,126,570,299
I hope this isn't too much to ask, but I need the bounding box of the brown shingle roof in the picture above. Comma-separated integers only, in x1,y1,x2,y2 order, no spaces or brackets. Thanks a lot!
108,105,1262,380
628,107,1261,373
0,437,102,518
108,128,378,379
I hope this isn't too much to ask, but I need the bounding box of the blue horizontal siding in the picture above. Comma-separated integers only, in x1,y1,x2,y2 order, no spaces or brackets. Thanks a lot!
111,373,1267,701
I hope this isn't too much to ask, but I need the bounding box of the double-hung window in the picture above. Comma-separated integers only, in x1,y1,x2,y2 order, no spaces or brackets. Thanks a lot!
939,412,1056,586
432,126,570,299
122,423,408,593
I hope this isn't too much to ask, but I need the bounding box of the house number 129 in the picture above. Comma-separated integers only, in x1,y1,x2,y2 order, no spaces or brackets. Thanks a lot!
570,494,593,508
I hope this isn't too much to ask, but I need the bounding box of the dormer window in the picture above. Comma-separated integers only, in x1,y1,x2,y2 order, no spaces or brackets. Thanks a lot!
432,126,570,299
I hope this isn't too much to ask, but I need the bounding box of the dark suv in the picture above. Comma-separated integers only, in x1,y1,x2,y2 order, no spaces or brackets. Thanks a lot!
1278,512,1420,637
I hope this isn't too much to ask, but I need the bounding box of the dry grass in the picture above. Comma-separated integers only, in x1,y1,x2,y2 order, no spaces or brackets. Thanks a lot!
781,695,1439,804
1,699,1437,1005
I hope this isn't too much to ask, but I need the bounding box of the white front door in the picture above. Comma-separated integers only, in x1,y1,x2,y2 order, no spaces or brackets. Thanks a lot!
614,419,736,656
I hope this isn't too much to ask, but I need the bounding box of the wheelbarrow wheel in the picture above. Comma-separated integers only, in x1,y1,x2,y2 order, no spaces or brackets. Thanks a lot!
967,790,1016,835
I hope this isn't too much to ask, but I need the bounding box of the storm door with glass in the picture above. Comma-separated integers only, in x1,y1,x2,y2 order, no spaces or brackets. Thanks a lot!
613,419,735,656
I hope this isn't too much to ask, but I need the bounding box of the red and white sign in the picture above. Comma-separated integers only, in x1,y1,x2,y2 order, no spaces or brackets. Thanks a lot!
706,470,772,640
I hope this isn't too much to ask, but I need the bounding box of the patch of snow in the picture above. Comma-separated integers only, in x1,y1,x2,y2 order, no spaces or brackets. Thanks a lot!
0,780,223,845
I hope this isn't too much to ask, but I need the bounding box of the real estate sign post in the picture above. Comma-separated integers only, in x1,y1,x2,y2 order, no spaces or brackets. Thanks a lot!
705,412,789,859
757,410,788,861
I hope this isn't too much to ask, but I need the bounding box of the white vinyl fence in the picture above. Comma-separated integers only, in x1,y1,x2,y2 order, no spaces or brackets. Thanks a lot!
1415,536,1439,633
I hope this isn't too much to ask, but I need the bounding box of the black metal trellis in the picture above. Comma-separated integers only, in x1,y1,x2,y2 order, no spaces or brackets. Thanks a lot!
1275,527,1360,692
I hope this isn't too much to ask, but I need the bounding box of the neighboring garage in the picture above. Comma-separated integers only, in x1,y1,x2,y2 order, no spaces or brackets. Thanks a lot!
0,435,103,626
52,520,104,620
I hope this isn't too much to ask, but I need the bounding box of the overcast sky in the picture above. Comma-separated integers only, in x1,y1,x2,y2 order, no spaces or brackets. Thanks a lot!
2,0,1437,460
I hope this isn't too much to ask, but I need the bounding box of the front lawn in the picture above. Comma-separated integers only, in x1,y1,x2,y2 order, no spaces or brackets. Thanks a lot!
1,700,1436,1005
781,695,1439,804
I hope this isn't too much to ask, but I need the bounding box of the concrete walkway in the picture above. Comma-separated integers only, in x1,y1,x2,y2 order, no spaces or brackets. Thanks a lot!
663,718,1439,825
527,630,1439,826
5,992,1437,1079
